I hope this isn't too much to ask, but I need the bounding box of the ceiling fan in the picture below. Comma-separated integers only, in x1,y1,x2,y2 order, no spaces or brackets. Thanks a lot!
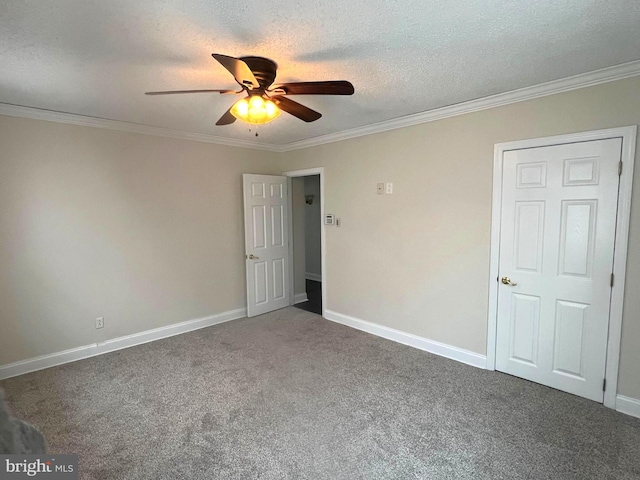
146,54,355,126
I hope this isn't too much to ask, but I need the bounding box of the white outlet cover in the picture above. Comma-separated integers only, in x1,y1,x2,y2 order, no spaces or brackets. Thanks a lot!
385,182,393,194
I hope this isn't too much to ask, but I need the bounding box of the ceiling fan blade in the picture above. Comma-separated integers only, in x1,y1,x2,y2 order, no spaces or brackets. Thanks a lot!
145,89,238,95
269,81,354,96
212,54,260,89
272,96,322,122
215,107,236,126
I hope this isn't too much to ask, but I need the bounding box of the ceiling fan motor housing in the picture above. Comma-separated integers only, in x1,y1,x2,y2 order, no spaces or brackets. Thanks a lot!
239,56,278,90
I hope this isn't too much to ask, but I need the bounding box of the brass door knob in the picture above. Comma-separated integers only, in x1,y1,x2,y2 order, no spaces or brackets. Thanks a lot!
501,276,517,286
246,254,259,260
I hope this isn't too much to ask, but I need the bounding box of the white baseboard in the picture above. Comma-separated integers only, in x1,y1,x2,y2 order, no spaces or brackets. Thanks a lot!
294,293,309,304
0,344,101,381
95,308,246,355
0,307,247,380
324,310,486,369
305,272,322,282
616,395,640,419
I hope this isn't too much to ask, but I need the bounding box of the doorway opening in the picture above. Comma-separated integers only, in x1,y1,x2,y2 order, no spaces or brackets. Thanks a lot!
285,168,325,317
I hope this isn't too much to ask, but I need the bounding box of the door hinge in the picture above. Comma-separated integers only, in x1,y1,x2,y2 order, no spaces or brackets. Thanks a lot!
610,273,614,287
619,161,623,176
603,378,607,391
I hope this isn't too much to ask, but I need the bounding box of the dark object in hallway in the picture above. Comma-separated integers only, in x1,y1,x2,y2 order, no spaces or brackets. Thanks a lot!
294,279,322,314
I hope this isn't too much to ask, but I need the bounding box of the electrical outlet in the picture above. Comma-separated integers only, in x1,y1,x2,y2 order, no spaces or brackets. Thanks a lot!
95,317,104,329
377,183,385,195
385,182,393,194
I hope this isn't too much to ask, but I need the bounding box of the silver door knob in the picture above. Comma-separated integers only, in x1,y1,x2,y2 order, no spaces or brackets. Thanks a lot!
247,254,259,260
501,276,517,286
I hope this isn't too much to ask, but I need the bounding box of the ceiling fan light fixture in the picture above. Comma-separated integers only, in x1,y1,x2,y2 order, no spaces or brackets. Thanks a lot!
148,54,354,126
230,95,281,125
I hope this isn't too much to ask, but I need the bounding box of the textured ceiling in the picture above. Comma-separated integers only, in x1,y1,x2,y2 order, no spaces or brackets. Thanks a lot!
1,0,640,146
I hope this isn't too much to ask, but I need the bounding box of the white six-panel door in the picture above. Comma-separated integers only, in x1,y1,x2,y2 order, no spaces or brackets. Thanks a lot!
243,174,290,317
495,138,622,402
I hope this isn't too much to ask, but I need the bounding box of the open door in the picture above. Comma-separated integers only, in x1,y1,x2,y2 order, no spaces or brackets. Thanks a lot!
243,174,290,317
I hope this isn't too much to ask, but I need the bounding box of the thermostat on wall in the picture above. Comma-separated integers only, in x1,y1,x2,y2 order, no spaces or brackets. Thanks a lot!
324,214,335,225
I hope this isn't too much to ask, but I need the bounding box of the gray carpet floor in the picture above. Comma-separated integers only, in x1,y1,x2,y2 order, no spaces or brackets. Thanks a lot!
1,307,639,479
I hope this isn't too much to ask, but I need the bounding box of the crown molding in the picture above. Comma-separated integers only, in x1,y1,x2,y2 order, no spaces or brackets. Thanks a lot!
2,60,640,153
279,59,640,152
0,103,282,152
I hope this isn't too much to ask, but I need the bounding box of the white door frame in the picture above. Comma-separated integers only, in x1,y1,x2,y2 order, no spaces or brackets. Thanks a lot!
284,167,326,317
486,126,637,409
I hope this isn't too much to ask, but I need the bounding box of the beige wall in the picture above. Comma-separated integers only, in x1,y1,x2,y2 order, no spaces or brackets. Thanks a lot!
291,177,307,297
1,75,639,400
275,76,640,400
0,115,280,365
304,175,322,278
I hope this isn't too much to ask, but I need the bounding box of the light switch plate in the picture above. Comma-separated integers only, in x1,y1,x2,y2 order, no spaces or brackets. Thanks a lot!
377,183,384,195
